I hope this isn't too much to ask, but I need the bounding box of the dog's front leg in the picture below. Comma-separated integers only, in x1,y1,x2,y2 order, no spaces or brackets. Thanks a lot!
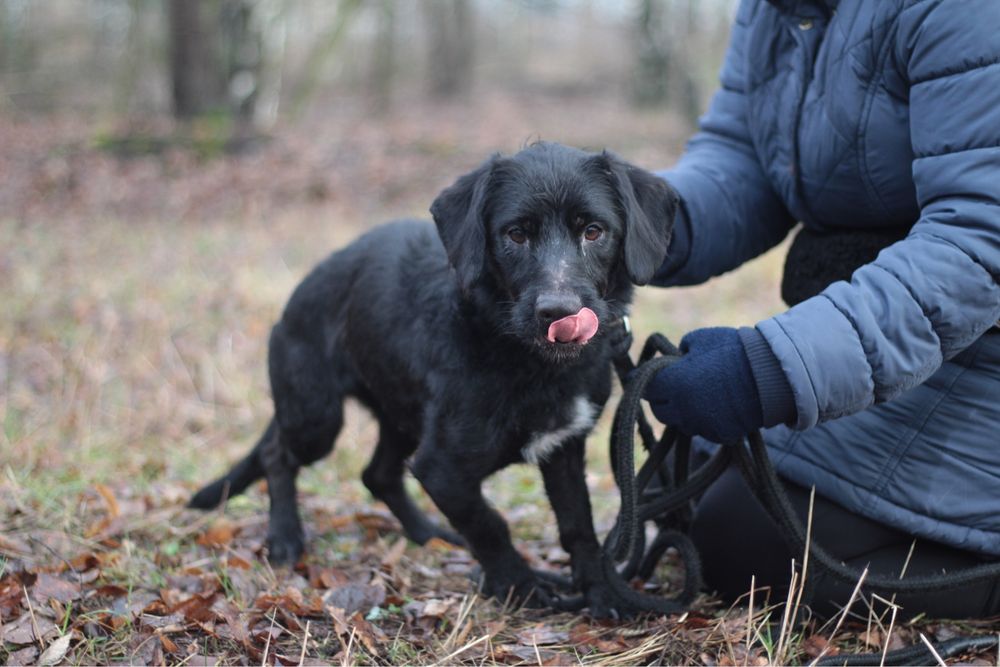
411,446,558,608
539,436,630,618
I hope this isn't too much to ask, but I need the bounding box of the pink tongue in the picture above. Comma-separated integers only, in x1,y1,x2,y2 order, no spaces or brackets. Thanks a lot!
547,307,599,344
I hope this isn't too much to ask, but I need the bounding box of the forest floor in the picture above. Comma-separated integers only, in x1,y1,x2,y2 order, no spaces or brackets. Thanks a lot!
2,92,998,665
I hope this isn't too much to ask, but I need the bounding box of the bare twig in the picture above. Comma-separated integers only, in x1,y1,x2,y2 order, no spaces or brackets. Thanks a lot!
261,610,276,667
879,599,899,667
431,634,489,667
745,574,755,667
297,620,310,666
919,632,946,667
775,563,799,663
442,594,477,652
341,627,356,667
809,566,869,666
23,584,43,649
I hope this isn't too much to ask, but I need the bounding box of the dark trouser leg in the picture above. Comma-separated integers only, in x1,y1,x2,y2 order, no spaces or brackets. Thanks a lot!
691,465,1000,620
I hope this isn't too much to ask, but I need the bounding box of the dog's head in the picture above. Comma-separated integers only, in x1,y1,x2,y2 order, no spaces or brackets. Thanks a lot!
431,142,678,361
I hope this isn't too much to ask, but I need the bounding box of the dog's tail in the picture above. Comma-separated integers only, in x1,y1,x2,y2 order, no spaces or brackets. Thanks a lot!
188,419,274,509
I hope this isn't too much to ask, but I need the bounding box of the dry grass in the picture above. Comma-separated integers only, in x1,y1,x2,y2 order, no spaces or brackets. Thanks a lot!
0,205,792,665
3,99,997,665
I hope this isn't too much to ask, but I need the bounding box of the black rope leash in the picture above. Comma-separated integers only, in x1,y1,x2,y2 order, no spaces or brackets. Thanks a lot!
600,330,1000,665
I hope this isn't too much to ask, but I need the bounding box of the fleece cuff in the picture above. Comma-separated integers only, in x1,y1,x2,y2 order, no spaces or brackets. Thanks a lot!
738,327,797,428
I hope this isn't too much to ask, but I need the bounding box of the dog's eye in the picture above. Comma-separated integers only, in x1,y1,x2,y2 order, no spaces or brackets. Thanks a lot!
583,224,604,242
507,228,527,244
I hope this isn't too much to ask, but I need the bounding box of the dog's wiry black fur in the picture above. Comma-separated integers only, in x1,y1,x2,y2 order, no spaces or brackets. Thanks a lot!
189,142,677,616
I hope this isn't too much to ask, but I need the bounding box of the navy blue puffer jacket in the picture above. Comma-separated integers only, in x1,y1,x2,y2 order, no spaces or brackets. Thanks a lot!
654,0,1000,554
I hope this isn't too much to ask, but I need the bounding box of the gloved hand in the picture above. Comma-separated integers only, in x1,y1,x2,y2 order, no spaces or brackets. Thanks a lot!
642,327,795,443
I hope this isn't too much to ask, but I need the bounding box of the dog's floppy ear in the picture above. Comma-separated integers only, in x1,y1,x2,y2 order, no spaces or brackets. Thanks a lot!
430,155,497,292
603,151,679,285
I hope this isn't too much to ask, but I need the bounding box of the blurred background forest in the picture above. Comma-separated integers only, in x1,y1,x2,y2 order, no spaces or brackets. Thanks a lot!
0,0,739,223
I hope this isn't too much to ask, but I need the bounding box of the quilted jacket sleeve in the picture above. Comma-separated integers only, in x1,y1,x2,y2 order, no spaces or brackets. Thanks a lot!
651,0,796,287
757,0,1000,429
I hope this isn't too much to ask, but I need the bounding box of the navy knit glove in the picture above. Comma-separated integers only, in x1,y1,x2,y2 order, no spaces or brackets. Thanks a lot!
642,327,796,443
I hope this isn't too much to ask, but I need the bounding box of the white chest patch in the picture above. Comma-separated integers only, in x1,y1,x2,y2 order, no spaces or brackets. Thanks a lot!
521,396,598,465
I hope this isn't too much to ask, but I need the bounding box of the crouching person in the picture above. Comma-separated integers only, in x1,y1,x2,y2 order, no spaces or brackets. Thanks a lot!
642,0,1000,619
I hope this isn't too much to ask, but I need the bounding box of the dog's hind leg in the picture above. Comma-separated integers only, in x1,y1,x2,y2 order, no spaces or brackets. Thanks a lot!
263,401,344,565
261,318,350,563
362,423,464,547
259,424,306,564
188,419,273,509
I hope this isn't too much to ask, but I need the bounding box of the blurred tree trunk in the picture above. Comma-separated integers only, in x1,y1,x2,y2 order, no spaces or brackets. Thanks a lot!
369,0,397,114
219,0,263,143
634,0,700,127
167,0,224,118
289,0,363,118
167,0,261,127
425,0,474,98
635,0,669,105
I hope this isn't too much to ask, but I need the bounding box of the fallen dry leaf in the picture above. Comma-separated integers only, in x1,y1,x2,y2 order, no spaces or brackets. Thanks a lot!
254,590,325,617
37,632,74,666
800,634,837,659
0,576,26,616
307,565,350,590
32,572,82,604
347,611,384,657
92,583,129,598
216,601,253,650
380,537,408,570
93,483,121,517
326,606,385,658
354,511,399,533
0,533,32,557
496,643,561,664
84,516,123,540
172,592,219,623
6,645,39,665
322,582,385,616
417,598,453,619
67,553,97,571
225,550,254,569
1,612,59,645
568,622,630,653
424,537,458,551
516,623,568,646
542,652,579,666
158,631,180,654
196,518,238,547
861,627,882,650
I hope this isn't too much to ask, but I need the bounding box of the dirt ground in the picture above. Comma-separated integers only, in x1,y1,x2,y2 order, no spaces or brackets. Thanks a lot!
2,93,997,665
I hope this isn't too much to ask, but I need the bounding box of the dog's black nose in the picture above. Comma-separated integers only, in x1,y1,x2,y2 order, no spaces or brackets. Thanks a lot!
535,292,583,324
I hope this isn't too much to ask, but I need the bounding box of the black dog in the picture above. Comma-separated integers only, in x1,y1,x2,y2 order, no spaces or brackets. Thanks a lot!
189,142,677,616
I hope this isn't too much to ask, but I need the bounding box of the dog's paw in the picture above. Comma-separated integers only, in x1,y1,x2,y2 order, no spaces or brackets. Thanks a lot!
265,530,305,565
475,568,562,609
580,583,645,620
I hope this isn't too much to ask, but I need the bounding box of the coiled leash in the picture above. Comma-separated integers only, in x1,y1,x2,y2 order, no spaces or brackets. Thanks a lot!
587,328,1000,665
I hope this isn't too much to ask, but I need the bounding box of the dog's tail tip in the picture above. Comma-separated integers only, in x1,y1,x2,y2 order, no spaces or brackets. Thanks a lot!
187,481,227,510
187,420,272,510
